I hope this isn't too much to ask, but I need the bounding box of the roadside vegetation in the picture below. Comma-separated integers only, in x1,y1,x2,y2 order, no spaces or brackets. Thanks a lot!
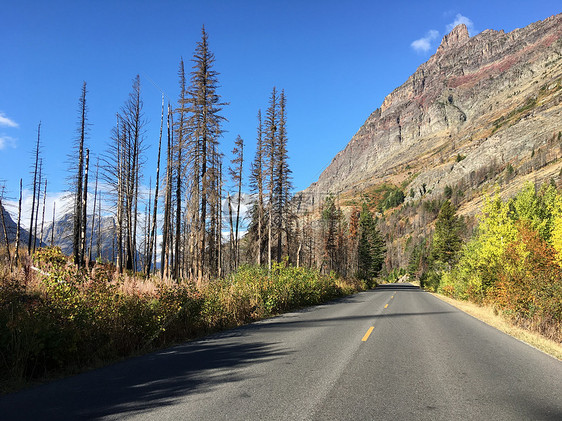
0,250,369,392
409,181,562,344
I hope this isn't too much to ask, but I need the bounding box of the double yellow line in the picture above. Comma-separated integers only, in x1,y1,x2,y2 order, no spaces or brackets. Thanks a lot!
361,294,395,342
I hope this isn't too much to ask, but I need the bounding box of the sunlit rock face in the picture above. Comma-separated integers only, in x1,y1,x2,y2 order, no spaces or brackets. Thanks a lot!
303,14,562,203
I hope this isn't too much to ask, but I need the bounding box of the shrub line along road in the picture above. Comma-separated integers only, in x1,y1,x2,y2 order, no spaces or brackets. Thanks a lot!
1,284,561,420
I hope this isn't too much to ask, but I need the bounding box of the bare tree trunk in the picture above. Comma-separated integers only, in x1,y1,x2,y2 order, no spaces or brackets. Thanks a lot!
96,193,101,259
146,95,163,276
228,193,234,272
51,201,56,247
89,158,99,262
80,149,89,267
33,159,42,252
15,179,22,265
161,104,173,279
218,161,223,278
116,121,124,273
74,83,87,266
39,179,47,247
28,122,41,254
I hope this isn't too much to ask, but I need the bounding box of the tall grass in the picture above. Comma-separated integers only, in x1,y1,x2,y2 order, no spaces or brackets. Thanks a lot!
0,248,365,392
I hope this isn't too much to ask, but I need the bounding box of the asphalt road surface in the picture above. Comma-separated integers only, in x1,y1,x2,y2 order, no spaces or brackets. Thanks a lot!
1,284,561,420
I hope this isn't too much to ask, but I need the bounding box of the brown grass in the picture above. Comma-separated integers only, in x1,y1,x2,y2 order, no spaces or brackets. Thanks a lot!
431,292,562,361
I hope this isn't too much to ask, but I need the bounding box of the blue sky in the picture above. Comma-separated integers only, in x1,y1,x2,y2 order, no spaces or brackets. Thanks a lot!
1,0,560,224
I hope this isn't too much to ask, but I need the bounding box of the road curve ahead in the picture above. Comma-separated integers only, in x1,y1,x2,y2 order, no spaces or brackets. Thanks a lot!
1,284,561,420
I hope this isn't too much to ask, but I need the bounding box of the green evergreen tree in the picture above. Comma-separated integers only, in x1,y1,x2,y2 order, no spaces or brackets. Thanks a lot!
430,200,462,267
357,203,386,281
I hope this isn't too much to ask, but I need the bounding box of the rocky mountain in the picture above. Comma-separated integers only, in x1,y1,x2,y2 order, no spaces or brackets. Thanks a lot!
42,212,118,261
303,14,562,214
0,202,31,248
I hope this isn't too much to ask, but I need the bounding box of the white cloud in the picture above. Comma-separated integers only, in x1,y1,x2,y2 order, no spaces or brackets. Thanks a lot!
0,135,17,150
5,190,74,230
411,29,440,53
0,113,18,128
446,13,475,35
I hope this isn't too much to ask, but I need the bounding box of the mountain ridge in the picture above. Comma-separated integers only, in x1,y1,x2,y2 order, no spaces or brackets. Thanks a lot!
303,13,562,209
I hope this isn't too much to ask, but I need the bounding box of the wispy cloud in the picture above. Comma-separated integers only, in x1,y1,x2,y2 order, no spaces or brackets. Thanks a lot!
446,13,475,35
0,135,17,150
0,112,18,128
411,30,440,53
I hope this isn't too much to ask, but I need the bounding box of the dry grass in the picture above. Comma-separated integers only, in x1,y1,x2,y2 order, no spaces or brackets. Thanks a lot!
431,292,562,361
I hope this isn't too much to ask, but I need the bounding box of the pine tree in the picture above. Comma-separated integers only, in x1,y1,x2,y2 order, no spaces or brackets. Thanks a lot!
248,110,265,265
322,195,338,272
357,203,386,281
73,83,87,266
264,88,278,269
274,90,292,262
186,26,227,279
174,59,188,279
430,200,462,267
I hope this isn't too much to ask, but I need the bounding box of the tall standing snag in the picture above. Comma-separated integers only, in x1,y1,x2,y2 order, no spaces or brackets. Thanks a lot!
265,88,278,269
73,83,88,267
229,135,244,270
186,26,227,279
80,149,89,266
145,95,164,276
249,111,265,265
28,122,41,254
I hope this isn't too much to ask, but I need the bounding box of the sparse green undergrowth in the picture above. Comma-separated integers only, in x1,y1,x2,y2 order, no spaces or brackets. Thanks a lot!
0,250,365,392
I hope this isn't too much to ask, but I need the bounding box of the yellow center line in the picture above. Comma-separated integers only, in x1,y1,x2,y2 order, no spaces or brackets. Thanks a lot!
391,295,394,299
362,326,375,342
384,303,389,309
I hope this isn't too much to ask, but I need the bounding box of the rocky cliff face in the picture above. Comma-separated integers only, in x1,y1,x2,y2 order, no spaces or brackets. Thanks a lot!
303,14,562,209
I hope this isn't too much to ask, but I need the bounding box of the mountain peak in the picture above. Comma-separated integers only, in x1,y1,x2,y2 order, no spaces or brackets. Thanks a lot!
437,23,470,53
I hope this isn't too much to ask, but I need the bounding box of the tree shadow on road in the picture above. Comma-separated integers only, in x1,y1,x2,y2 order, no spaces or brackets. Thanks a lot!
0,339,289,420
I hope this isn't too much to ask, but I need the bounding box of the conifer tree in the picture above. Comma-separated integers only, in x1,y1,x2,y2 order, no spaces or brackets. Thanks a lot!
322,195,338,272
274,90,292,262
264,88,278,269
174,59,188,278
430,200,462,267
73,83,87,266
357,203,386,281
248,110,265,265
186,26,227,279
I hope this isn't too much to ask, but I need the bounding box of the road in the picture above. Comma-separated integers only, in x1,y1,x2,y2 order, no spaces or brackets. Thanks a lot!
1,284,561,420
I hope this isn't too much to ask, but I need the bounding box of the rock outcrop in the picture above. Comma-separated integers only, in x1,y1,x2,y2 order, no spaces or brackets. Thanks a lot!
302,14,562,208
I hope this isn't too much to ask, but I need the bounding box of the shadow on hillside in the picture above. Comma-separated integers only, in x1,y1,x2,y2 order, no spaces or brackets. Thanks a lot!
0,339,289,420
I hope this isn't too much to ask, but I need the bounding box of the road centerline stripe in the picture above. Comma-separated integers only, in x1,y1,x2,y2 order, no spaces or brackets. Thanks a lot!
362,326,374,342
384,303,389,308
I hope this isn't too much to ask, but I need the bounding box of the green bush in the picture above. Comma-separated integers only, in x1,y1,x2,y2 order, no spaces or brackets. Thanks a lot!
1,257,364,391
420,270,442,292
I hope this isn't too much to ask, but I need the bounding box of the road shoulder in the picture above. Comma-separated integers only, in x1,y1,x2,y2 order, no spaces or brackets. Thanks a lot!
430,292,562,361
